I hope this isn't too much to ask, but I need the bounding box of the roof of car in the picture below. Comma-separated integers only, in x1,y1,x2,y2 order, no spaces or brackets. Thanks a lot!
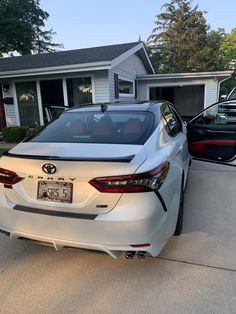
66,102,163,113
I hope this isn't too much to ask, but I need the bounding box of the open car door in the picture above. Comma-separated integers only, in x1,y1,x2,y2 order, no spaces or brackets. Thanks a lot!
187,100,236,166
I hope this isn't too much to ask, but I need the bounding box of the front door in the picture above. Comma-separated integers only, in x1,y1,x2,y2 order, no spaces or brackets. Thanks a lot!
187,100,236,165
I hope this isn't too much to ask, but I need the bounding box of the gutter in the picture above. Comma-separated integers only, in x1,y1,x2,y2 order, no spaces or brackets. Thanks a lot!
217,72,233,100
137,71,234,81
0,61,111,79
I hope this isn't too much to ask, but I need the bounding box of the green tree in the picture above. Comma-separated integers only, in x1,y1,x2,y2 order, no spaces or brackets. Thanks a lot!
205,28,226,71
219,28,236,96
0,0,63,55
147,0,212,73
220,27,236,70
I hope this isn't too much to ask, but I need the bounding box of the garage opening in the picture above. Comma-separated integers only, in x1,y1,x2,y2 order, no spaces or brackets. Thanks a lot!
40,79,64,123
150,85,205,120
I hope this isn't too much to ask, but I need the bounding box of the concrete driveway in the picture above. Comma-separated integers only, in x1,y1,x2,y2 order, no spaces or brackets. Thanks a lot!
0,160,235,314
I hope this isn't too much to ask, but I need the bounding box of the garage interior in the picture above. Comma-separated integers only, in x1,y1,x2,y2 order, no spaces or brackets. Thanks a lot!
149,85,205,120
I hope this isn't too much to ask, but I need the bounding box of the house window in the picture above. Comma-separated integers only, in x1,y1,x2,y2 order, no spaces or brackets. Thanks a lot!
15,81,40,127
119,78,134,96
66,77,92,107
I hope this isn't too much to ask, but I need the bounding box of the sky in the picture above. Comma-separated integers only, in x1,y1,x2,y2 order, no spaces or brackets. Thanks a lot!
40,0,236,51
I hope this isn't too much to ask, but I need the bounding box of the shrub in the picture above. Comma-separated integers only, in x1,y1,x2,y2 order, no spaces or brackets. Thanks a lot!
2,126,29,143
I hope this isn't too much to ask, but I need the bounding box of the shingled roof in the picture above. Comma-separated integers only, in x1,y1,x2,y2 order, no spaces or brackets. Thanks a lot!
0,42,152,73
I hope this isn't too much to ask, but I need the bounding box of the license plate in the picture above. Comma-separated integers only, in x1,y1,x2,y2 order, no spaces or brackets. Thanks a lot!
37,181,73,203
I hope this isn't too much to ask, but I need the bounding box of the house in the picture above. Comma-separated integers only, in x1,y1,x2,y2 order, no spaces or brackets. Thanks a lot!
0,42,233,127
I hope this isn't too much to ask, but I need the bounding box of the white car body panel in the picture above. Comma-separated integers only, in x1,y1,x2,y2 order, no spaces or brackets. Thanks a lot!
0,102,191,258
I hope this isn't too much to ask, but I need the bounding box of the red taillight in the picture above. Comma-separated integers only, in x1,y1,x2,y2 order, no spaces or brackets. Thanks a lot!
0,168,22,185
89,161,169,193
130,243,151,248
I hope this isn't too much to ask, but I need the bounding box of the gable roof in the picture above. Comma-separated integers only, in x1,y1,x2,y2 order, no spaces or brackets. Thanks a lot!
0,42,154,77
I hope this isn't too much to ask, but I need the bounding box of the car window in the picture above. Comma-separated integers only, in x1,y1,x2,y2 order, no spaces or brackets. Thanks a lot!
27,111,155,145
161,104,181,137
190,101,236,126
169,106,183,132
228,88,236,100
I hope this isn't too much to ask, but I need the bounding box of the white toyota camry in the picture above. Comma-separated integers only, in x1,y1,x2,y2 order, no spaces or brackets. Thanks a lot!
0,100,234,259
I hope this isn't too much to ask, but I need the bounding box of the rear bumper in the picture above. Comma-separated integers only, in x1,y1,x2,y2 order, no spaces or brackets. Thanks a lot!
0,192,178,258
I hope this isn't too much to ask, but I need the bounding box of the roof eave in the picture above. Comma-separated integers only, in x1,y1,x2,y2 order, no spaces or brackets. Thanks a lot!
137,71,234,81
0,61,111,79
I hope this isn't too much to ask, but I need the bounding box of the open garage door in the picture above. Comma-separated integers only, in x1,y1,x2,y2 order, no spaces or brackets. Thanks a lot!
149,85,205,121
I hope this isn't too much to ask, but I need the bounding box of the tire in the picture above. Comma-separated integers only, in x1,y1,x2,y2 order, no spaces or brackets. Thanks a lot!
174,177,184,236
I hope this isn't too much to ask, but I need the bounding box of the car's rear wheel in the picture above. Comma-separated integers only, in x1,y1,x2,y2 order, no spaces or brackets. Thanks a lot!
174,177,184,236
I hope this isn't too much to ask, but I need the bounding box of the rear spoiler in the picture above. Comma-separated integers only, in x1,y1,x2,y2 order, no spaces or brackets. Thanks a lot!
3,152,135,163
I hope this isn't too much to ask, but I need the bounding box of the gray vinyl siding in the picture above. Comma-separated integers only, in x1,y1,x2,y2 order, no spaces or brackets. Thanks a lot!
109,68,135,102
116,54,148,76
205,81,218,108
93,71,110,103
5,104,18,126
137,81,149,101
109,54,149,102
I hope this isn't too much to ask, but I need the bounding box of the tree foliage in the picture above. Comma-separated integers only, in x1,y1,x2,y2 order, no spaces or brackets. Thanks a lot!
220,27,236,70
0,0,63,55
219,28,236,95
204,28,226,71
147,0,236,75
148,0,211,73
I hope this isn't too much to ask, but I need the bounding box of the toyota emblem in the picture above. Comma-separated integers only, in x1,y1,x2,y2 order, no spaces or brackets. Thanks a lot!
42,163,57,174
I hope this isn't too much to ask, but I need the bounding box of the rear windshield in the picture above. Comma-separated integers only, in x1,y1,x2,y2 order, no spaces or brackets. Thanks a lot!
27,111,155,145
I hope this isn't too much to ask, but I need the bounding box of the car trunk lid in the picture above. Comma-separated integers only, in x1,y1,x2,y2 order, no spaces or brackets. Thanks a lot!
1,143,147,215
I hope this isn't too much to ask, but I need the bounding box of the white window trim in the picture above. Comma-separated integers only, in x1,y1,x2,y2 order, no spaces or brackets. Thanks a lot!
118,76,135,97
65,75,94,106
12,74,95,126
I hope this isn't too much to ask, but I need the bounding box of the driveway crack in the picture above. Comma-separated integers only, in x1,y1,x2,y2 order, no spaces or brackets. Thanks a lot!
155,256,236,272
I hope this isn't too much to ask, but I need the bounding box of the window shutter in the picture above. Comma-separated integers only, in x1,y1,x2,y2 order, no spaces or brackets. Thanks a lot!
114,73,119,99
135,80,137,99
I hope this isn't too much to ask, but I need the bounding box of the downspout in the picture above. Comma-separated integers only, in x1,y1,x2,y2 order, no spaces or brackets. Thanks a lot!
217,74,233,100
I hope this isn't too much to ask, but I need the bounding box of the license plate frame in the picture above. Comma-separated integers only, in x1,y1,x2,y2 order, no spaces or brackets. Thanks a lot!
37,181,73,203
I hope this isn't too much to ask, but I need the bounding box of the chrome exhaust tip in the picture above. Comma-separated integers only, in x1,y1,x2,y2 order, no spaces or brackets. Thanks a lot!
137,251,146,259
125,251,136,259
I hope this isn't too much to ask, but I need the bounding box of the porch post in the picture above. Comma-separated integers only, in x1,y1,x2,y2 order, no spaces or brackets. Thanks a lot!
36,81,44,126
62,78,69,106
12,82,20,126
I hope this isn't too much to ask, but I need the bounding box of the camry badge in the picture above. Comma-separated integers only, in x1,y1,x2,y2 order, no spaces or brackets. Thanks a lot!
42,163,57,174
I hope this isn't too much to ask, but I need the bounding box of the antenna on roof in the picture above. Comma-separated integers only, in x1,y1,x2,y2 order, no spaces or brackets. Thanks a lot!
101,103,108,113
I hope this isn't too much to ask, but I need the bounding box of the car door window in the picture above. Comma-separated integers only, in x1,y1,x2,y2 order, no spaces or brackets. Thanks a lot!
161,103,181,137
190,102,236,126
188,101,236,163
